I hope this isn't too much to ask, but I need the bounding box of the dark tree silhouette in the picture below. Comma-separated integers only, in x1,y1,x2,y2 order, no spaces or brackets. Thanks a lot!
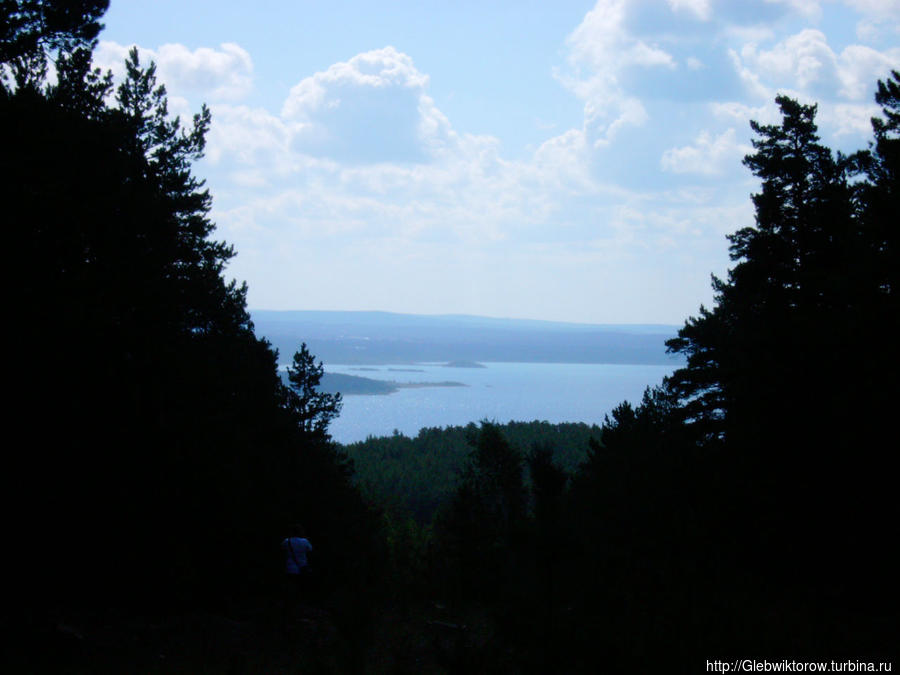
665,96,860,450
658,85,899,650
1,0,107,87
3,10,380,628
541,84,900,669
1,0,107,57
859,71,900,376
286,342,343,438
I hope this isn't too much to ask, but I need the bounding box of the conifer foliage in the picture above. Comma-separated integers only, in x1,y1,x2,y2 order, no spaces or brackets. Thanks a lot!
4,0,375,614
667,96,858,448
0,0,108,66
661,78,899,633
286,342,343,438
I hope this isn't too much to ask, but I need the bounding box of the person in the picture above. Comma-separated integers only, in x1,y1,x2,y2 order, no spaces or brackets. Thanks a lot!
281,525,312,619
282,525,313,576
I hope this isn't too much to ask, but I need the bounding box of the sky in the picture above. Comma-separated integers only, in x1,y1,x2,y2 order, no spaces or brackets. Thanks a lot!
95,0,900,324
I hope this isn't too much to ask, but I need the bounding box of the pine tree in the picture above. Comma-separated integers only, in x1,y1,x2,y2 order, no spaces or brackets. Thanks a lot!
285,342,343,437
663,86,899,612
0,0,108,80
665,95,857,451
865,71,900,258
4,8,387,646
859,71,899,371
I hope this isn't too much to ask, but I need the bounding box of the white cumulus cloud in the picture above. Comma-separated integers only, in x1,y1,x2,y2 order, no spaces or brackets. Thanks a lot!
667,0,713,20
280,47,450,164
734,28,900,101
205,104,290,167
661,128,752,175
561,0,676,148
94,41,253,102
843,0,900,40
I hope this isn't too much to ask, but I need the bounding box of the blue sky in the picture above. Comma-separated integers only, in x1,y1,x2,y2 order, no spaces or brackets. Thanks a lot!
96,0,899,324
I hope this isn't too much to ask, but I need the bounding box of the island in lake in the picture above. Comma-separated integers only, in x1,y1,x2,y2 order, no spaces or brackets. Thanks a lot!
318,372,465,396
443,360,487,369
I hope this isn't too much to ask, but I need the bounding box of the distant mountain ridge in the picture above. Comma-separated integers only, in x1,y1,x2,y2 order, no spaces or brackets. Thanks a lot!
253,310,681,366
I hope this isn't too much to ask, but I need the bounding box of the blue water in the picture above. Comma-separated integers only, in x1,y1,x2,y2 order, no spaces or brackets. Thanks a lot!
325,362,677,444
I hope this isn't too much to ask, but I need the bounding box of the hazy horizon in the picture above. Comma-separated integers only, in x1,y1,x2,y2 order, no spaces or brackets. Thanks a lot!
251,309,681,366
249,307,681,329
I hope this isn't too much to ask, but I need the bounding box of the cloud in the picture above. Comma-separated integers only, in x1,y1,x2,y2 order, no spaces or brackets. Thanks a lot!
667,0,713,20
764,0,823,20
844,0,900,40
661,128,752,175
733,28,900,101
845,0,900,15
837,44,900,98
560,0,677,148
566,1,677,72
205,46,611,251
532,129,595,193
821,102,882,135
712,100,781,125
738,30,837,97
205,104,291,167
280,47,450,164
95,41,253,102
686,56,706,70
171,1,896,322
203,43,712,273
155,43,253,100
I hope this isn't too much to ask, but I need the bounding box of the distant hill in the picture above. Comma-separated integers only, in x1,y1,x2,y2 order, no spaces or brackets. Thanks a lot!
253,310,681,366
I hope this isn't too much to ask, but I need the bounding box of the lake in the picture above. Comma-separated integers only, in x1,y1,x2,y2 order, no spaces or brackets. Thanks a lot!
325,361,678,444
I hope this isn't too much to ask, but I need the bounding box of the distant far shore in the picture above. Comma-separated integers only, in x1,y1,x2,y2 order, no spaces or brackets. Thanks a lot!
253,309,682,367
395,380,466,390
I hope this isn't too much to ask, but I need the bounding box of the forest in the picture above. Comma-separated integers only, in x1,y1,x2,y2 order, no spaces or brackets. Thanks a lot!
3,1,897,672
342,421,602,524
